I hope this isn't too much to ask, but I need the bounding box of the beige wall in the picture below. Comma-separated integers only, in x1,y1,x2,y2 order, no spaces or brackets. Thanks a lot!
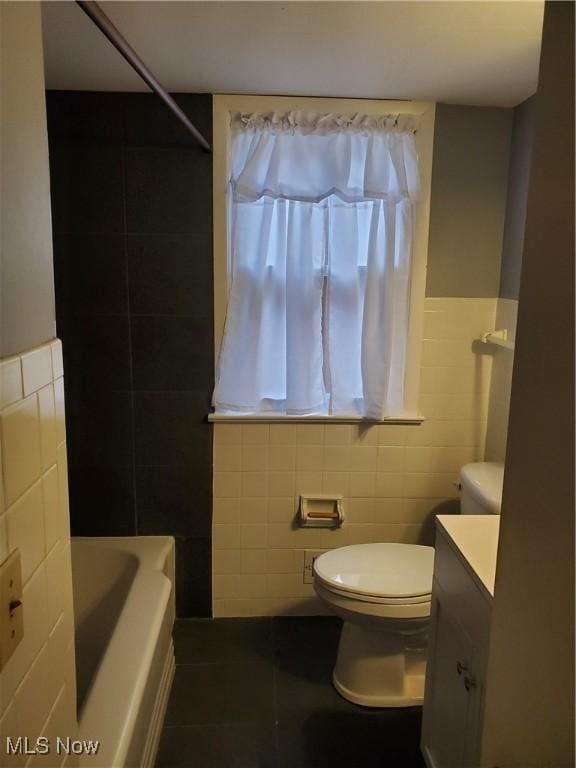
0,2,56,358
0,4,77,764
499,97,535,301
212,298,495,617
426,105,513,298
485,98,535,462
482,2,575,765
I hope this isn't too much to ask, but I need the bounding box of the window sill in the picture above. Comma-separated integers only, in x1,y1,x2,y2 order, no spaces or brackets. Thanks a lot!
208,413,424,425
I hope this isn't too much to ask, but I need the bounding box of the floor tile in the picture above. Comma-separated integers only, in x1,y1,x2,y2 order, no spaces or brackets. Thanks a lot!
157,617,425,768
273,616,348,716
272,616,342,656
277,709,425,768
157,725,277,768
174,619,273,665
165,662,275,727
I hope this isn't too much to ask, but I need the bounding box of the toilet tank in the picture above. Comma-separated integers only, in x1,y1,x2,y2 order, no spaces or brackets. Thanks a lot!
459,462,504,515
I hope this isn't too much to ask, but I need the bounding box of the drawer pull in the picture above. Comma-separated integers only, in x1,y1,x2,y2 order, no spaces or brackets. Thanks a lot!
456,660,468,675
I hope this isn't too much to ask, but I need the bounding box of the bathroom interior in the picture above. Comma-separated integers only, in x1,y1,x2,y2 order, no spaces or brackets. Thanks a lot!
0,1,573,767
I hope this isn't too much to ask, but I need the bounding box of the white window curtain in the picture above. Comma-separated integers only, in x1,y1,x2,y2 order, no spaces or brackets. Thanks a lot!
213,111,421,419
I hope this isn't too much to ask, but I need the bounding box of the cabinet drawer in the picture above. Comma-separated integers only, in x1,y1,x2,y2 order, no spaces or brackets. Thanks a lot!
434,532,491,645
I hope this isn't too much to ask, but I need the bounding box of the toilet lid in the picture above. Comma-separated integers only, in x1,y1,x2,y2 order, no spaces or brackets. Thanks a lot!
314,543,434,600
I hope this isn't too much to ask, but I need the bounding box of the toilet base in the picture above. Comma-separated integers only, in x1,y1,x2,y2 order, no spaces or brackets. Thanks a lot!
332,620,427,708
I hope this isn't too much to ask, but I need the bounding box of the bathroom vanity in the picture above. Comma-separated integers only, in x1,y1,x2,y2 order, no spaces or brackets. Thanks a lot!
421,515,500,768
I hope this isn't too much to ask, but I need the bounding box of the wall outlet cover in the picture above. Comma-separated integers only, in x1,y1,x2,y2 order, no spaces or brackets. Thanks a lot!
0,549,24,671
303,550,327,584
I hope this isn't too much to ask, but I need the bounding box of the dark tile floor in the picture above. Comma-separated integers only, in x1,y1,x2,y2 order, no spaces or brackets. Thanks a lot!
156,617,425,768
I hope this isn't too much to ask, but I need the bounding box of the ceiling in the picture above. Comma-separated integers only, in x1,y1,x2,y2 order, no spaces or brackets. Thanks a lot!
42,1,544,108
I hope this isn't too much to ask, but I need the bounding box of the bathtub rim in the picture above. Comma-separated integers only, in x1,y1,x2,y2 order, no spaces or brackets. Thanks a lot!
71,536,175,768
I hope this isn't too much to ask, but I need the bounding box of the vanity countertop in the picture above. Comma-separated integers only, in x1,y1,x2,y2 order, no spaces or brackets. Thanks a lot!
435,515,500,599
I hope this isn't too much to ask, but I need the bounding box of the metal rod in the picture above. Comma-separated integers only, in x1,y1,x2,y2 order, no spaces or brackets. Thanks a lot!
75,0,211,152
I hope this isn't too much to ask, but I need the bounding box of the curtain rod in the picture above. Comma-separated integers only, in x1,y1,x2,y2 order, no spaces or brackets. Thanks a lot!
75,0,212,152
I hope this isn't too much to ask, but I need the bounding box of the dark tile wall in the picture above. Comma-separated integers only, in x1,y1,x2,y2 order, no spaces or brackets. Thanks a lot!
47,91,214,617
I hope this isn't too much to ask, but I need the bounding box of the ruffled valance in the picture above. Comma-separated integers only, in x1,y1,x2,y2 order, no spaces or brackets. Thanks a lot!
231,111,418,135
229,110,421,204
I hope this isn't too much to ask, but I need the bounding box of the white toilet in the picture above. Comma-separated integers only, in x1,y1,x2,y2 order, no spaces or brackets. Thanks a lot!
313,461,504,708
314,542,434,707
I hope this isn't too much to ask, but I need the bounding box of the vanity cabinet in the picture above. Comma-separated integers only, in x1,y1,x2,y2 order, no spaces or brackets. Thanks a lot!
421,522,494,768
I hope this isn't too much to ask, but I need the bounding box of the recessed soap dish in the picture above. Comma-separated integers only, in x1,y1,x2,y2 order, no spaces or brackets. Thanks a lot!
299,494,344,528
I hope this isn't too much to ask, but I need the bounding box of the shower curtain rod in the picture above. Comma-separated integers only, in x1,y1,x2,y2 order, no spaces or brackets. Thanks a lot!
75,0,212,152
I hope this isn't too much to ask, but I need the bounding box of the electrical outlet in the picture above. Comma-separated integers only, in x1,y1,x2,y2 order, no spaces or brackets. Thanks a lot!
303,550,326,584
0,549,23,671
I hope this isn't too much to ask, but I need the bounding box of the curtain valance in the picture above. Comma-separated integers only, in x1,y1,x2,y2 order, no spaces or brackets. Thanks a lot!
230,111,421,204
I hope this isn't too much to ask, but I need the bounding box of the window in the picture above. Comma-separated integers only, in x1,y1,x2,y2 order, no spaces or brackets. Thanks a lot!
212,97,435,422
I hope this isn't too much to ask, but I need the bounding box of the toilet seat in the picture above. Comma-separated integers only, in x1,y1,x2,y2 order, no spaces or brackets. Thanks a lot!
316,579,431,606
314,543,434,604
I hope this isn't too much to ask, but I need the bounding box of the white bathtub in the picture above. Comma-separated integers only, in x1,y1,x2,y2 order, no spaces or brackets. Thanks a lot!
71,537,175,768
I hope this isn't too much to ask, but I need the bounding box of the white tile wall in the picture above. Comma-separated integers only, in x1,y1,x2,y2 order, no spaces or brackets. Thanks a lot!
0,340,77,767
213,298,497,616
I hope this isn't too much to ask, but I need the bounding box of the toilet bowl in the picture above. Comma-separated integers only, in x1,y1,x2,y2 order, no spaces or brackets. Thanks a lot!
313,543,434,708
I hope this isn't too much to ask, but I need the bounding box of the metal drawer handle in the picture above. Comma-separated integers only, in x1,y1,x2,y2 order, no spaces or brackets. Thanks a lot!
456,660,468,675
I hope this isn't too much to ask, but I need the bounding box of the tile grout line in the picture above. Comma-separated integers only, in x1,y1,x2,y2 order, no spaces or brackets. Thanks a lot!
120,101,139,536
270,616,282,763
160,618,426,765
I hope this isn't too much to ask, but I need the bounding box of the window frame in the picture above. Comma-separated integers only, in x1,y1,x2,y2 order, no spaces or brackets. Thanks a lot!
211,94,436,423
